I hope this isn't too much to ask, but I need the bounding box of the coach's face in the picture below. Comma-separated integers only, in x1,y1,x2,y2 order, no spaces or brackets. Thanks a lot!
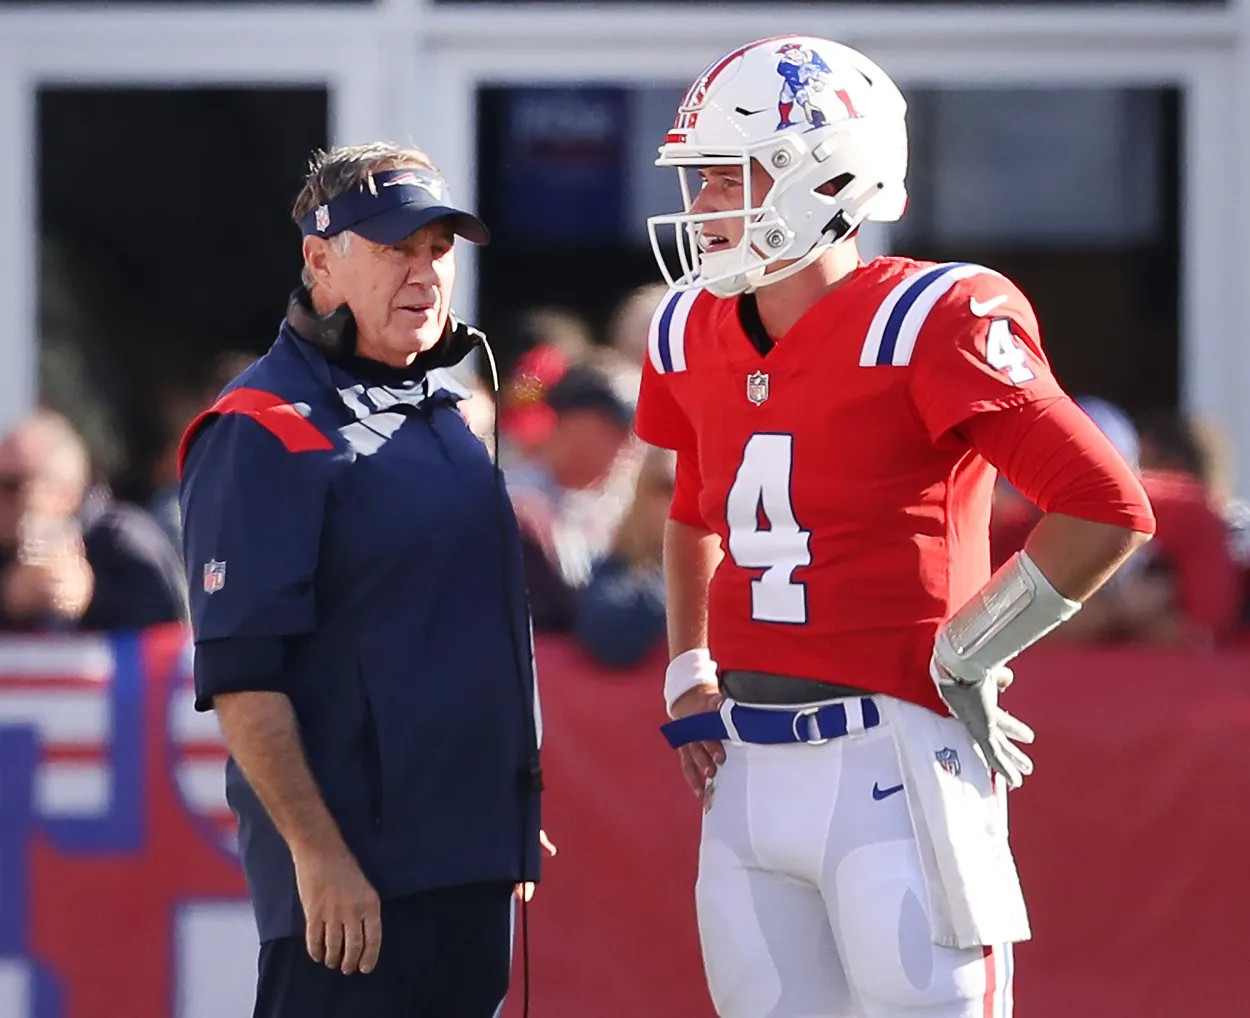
308,220,457,367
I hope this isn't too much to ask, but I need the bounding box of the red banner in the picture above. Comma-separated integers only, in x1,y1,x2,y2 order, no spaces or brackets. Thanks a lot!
508,638,1250,1018
1,630,1248,1018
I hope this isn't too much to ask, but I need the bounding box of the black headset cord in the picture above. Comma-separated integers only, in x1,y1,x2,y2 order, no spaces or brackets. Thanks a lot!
473,328,540,1018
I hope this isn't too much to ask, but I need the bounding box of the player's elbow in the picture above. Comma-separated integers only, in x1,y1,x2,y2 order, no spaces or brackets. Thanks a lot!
1079,514,1153,557
1125,521,1154,552
1098,520,1153,566
1026,513,1153,602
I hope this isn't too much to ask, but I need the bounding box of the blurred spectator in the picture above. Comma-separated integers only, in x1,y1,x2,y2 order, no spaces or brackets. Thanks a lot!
498,342,573,467
148,351,257,547
995,401,1243,647
575,446,674,667
991,397,1140,574
519,305,596,362
1078,397,1142,469
1030,397,1155,644
1228,499,1250,628
1133,412,1245,644
607,283,668,368
596,283,668,402
507,365,634,630
0,409,187,632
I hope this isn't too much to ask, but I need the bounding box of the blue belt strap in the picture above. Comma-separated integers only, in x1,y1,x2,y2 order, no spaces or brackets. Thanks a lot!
661,697,881,749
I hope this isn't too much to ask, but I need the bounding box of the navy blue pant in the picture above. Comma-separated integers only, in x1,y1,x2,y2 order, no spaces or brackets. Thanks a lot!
253,881,514,1018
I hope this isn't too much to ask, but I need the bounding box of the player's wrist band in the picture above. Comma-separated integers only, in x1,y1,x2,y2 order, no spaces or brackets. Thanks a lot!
933,550,1081,685
664,648,719,718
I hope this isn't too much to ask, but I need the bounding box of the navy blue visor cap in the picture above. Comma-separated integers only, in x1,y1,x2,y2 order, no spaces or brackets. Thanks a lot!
298,168,490,245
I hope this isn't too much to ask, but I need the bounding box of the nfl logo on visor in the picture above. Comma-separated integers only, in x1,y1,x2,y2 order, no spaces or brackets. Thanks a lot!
203,560,226,594
747,371,770,406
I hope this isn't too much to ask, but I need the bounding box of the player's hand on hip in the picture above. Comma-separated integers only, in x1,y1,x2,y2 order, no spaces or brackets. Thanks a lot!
930,658,1035,789
292,841,382,976
670,684,726,803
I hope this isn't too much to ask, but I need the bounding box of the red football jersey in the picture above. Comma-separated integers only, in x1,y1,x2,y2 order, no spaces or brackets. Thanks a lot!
635,257,1067,713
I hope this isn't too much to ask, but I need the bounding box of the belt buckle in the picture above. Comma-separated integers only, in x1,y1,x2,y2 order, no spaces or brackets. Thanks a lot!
791,706,829,746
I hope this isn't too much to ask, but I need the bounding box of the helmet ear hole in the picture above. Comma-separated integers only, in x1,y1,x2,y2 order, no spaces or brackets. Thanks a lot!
817,172,855,198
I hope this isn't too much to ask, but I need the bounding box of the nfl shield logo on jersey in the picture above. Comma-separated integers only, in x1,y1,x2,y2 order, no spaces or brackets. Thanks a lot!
746,371,770,406
202,559,226,594
935,747,961,776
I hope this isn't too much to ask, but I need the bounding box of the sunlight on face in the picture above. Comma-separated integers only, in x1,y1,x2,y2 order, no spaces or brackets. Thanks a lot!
317,221,458,366
688,162,775,252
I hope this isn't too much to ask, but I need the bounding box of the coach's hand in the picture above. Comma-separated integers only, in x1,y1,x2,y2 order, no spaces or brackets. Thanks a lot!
515,829,559,903
670,684,726,804
293,840,382,976
930,659,1035,789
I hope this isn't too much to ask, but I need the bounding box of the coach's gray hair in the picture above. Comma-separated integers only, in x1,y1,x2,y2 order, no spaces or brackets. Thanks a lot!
293,141,439,288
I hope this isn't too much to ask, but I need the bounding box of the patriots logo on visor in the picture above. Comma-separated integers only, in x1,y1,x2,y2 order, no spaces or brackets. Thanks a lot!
382,172,446,201
381,172,421,187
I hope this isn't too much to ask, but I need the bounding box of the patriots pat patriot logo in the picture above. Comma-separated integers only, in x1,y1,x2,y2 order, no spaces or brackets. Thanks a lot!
202,560,226,594
774,42,861,131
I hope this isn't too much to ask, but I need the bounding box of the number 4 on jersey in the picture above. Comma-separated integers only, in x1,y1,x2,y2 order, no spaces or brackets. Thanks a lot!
726,434,812,624
985,318,1035,384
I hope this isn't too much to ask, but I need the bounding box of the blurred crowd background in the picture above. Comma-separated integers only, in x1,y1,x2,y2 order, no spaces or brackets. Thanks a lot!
0,0,1245,654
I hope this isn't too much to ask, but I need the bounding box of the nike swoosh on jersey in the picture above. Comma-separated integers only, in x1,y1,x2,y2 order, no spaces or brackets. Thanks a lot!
872,782,905,801
969,295,1008,317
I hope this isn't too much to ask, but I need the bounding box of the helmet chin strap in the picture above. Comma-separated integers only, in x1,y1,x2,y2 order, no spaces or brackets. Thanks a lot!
702,236,837,298
695,178,884,297
745,236,838,292
737,180,885,294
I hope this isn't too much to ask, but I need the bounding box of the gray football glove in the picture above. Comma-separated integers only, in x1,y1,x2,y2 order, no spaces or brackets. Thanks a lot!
930,659,1035,789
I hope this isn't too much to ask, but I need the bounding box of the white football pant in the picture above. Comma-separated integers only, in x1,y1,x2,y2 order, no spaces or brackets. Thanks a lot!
695,702,1013,1018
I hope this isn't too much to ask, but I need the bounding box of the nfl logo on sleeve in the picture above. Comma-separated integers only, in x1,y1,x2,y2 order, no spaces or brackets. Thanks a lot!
746,371,770,406
203,560,227,594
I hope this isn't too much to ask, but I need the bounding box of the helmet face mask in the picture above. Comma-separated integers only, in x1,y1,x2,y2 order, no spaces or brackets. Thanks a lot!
647,36,909,298
647,152,790,299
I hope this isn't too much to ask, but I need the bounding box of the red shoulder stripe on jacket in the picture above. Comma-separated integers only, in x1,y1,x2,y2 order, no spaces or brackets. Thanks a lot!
177,387,334,477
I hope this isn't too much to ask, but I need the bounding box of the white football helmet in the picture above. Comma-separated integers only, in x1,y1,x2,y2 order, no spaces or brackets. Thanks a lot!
648,36,909,298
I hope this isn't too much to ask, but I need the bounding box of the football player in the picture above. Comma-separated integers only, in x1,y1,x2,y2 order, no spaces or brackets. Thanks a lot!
637,36,1156,1018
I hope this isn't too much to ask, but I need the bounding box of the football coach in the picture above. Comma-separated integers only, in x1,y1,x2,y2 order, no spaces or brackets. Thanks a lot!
177,142,545,1018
